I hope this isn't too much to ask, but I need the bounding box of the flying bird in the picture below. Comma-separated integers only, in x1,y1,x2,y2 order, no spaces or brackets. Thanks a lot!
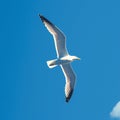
39,14,80,102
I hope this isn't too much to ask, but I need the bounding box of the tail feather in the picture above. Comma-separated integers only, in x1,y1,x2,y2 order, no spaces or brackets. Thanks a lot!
47,59,58,68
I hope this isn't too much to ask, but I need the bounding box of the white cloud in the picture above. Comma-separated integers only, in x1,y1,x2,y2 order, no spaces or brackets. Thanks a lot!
110,101,120,119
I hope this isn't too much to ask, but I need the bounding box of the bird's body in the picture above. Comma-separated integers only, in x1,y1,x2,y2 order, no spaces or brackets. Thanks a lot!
39,15,80,102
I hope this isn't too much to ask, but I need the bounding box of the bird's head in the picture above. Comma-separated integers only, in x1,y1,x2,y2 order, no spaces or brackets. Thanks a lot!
71,56,80,61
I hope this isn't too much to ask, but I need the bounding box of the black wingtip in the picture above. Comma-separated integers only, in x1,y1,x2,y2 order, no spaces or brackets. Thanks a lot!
65,89,74,103
38,14,54,26
38,14,41,17
66,98,69,103
38,14,42,18
39,14,44,22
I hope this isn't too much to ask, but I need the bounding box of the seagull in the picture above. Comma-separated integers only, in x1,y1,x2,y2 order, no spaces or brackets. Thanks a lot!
39,14,80,102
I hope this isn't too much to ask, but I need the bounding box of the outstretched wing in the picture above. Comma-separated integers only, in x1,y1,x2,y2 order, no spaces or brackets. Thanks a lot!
39,15,68,58
61,63,76,102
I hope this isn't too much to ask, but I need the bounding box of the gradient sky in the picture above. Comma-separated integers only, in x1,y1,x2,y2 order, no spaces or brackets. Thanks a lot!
0,0,120,120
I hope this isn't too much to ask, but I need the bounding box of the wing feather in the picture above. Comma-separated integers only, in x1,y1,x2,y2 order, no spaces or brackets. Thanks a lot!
61,63,76,102
39,15,68,58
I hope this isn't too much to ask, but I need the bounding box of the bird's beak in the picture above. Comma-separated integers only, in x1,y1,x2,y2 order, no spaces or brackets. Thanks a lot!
76,57,80,60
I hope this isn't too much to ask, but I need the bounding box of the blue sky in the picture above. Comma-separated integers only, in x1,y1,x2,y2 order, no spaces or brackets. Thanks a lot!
0,0,120,120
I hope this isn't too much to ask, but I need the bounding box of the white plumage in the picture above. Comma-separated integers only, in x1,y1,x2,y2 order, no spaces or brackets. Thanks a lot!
39,15,80,102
